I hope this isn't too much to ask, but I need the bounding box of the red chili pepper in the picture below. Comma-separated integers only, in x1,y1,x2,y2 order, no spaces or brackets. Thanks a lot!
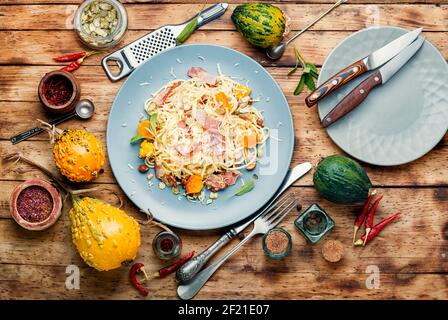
130,263,149,296
53,51,86,62
60,51,97,72
158,251,195,277
353,193,376,243
354,212,401,246
363,195,383,245
61,56,85,72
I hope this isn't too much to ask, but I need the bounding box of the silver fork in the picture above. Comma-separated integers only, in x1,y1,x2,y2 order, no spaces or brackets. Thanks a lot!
177,193,298,300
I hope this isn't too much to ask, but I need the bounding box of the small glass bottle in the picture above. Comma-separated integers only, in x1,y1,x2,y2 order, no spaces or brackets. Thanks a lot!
152,231,182,260
73,0,128,50
294,203,334,244
262,228,292,259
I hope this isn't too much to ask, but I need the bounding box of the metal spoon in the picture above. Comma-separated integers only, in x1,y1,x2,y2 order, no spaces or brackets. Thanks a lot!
266,0,347,60
10,99,95,145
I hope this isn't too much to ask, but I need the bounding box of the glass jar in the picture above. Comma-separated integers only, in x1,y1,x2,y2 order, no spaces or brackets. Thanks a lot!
152,231,182,260
262,228,292,259
294,203,334,244
73,0,128,50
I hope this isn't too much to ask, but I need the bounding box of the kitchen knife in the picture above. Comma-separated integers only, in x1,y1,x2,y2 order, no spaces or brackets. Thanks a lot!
321,36,425,128
305,28,422,107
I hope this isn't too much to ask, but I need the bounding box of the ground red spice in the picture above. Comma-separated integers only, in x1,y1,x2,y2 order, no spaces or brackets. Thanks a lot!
43,75,73,106
16,186,53,223
265,231,289,254
160,238,174,252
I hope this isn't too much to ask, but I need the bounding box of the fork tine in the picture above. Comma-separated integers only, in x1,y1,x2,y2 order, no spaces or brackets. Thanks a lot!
266,199,297,227
261,192,295,221
269,200,297,228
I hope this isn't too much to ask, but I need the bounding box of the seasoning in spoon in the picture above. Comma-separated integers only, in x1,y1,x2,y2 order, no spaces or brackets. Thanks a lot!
262,228,292,259
16,186,53,223
321,240,345,263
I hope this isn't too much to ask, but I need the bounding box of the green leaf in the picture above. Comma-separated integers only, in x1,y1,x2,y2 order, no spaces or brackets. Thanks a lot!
294,74,306,96
304,73,316,91
130,134,146,144
303,64,311,74
148,113,157,136
310,69,319,79
233,180,255,196
307,63,318,74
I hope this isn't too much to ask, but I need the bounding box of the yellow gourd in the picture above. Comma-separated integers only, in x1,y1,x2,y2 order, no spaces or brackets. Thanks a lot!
53,129,105,182
69,195,141,271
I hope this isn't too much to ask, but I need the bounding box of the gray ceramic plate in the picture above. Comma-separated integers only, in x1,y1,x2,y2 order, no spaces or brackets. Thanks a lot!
107,44,294,230
318,26,448,166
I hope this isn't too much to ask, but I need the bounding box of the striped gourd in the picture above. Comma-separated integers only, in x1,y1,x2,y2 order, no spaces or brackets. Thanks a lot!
231,3,286,49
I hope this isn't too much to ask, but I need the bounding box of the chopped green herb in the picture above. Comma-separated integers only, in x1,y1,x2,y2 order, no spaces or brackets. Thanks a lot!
233,180,254,197
130,134,146,144
148,113,157,136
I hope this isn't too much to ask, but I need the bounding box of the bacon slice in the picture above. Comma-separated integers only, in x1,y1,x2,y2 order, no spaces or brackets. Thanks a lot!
205,171,240,192
187,67,217,86
193,109,221,133
154,163,178,188
153,81,181,106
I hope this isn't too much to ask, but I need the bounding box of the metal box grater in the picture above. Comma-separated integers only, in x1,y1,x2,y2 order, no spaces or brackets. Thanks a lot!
102,3,228,81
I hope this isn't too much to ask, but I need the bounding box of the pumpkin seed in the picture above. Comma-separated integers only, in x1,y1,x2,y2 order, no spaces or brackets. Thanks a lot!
81,1,119,41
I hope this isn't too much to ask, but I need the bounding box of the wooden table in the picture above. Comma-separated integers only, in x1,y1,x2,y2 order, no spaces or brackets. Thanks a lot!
0,0,447,300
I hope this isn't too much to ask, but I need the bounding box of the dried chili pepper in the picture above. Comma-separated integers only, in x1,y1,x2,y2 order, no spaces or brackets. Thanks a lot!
353,193,376,243
53,51,87,62
158,251,195,277
354,212,401,246
364,195,383,245
61,57,84,72
60,51,97,73
130,262,149,296
129,252,194,296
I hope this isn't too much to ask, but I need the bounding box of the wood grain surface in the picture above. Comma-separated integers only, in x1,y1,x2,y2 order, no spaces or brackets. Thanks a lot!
0,0,447,300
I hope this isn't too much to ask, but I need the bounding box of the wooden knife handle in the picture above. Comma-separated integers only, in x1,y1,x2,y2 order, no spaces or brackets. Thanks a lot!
321,70,382,128
305,60,368,107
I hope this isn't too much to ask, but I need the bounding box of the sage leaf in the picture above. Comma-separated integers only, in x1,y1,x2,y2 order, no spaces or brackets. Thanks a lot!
294,74,306,96
130,134,146,144
304,73,316,91
233,179,255,196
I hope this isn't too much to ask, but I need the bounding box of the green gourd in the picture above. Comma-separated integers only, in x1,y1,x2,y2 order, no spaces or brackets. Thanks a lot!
231,3,286,49
313,155,372,204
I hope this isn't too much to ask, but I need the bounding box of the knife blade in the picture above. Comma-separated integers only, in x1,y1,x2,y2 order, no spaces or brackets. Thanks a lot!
321,36,425,128
305,28,423,107
175,162,312,284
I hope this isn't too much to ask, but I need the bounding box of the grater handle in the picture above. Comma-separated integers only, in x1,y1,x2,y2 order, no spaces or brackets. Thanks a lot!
197,3,229,27
102,50,134,82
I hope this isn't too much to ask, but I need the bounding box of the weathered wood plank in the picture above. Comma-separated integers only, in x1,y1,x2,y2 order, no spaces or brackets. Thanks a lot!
0,30,446,67
0,0,446,5
1,134,447,186
0,184,447,267
0,263,446,299
0,185,446,299
1,4,446,32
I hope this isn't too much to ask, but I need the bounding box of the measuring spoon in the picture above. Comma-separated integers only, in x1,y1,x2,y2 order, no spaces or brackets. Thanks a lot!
10,99,95,145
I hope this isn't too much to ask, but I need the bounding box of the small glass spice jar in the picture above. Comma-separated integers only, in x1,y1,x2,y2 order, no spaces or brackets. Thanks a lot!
152,230,182,260
73,0,128,50
294,203,334,244
262,228,292,259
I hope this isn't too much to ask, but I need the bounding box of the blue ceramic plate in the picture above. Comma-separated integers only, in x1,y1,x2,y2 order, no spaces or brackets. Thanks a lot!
318,26,448,166
107,44,294,230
